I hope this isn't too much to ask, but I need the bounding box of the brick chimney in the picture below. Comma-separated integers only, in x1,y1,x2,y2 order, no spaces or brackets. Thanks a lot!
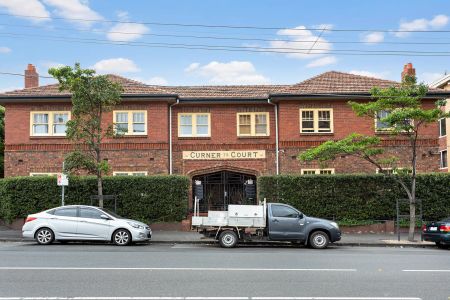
401,63,416,80
24,64,39,88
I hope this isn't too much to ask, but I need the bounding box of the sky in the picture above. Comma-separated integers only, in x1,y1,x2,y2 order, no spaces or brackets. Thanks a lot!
0,0,450,92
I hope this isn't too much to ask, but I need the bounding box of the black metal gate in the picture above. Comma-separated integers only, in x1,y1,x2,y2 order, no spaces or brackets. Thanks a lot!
192,171,256,212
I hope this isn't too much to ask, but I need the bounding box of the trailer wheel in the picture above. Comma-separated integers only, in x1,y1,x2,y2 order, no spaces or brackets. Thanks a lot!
308,231,329,249
218,230,238,248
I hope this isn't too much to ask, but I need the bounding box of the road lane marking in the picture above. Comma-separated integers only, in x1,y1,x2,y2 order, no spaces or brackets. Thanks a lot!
0,267,357,272
403,269,450,272
0,297,423,300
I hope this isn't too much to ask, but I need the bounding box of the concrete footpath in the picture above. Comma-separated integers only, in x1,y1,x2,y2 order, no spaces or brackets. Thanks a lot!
0,225,436,247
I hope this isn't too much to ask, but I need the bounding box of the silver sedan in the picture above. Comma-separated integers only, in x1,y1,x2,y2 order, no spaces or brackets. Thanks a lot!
22,205,152,246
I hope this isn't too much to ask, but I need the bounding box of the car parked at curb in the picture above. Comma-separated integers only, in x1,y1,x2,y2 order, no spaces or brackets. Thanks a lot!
22,205,151,246
422,217,450,248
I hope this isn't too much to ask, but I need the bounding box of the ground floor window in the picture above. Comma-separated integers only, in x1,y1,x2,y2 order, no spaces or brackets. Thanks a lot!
301,168,335,175
113,171,148,176
30,173,58,176
440,150,448,169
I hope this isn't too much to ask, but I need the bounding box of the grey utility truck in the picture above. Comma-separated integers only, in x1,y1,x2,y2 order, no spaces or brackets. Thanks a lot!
191,200,341,248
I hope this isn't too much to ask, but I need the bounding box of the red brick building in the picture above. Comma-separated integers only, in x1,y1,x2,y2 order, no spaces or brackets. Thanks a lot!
0,64,448,211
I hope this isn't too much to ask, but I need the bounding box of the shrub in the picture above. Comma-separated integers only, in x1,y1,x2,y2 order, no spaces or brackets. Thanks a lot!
0,175,189,224
258,174,450,221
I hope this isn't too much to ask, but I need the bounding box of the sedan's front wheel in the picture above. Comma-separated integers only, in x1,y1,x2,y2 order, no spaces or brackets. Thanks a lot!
35,228,54,245
113,229,131,246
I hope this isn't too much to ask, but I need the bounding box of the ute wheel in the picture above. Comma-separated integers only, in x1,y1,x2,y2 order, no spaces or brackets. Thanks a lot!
35,228,54,245
436,242,448,249
218,230,238,248
309,231,329,249
113,229,131,246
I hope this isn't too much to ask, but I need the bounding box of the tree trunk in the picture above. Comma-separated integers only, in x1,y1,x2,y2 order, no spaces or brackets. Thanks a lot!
97,173,103,208
408,177,417,241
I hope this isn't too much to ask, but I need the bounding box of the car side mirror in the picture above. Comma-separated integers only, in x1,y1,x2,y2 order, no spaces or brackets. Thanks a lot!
100,214,111,220
298,213,304,219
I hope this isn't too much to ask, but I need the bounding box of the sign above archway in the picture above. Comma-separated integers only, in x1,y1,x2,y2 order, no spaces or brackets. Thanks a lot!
183,150,265,160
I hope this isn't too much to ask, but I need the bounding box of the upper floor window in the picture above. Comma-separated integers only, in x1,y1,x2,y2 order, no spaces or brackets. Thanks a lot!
237,112,269,136
114,111,147,136
375,110,412,132
178,113,211,137
439,118,447,137
299,109,333,133
301,168,335,175
440,150,448,169
30,111,70,137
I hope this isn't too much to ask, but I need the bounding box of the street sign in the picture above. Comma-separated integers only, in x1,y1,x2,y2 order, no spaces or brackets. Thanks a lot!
57,173,69,186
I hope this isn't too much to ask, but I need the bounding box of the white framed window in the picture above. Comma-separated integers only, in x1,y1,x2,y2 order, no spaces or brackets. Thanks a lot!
440,150,448,169
299,109,333,133
301,168,335,175
30,111,70,137
439,118,447,137
237,112,270,136
178,113,211,137
113,111,147,135
113,171,148,176
375,110,413,132
375,168,411,175
30,173,59,176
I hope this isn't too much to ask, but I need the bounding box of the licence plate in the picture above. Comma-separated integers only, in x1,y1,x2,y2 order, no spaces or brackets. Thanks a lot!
429,226,438,231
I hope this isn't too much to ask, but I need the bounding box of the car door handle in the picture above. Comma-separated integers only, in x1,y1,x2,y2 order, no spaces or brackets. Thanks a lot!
79,220,87,223
272,219,279,223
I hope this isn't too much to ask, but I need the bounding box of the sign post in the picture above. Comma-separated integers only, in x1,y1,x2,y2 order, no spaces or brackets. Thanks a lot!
57,162,68,206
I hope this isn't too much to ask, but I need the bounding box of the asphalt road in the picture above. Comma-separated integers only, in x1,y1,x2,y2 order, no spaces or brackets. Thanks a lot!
0,242,449,300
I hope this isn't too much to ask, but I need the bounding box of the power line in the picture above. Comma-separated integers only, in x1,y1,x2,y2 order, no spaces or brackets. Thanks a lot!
2,12,450,33
0,71,53,79
1,32,450,56
4,22,450,45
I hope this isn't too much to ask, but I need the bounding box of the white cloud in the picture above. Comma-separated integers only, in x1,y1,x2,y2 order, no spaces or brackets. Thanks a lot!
40,61,65,69
395,14,449,37
107,23,149,42
42,0,103,27
106,11,150,42
0,0,50,22
0,46,11,53
306,56,337,68
349,70,390,79
270,25,333,59
362,32,384,44
420,72,445,84
184,63,200,72
185,61,270,85
92,58,140,74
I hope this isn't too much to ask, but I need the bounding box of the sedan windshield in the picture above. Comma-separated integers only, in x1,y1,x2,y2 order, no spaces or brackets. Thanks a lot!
441,217,450,223
99,208,123,219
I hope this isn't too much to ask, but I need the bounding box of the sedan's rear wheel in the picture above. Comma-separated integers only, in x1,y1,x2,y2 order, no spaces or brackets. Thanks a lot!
35,228,54,245
113,229,131,246
309,231,329,249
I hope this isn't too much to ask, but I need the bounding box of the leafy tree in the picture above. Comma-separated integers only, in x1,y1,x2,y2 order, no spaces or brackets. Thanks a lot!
299,75,448,241
0,106,4,178
49,64,123,207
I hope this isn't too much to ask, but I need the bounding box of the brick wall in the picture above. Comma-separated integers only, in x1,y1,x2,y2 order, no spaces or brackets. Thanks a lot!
3,98,442,177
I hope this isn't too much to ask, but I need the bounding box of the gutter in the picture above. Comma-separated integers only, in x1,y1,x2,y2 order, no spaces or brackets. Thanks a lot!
169,99,180,174
267,98,279,175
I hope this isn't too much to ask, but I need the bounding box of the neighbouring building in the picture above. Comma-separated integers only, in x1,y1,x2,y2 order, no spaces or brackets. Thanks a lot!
0,63,448,212
430,73,450,172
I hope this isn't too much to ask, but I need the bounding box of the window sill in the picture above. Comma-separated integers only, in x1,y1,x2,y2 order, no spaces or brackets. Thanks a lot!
30,136,67,139
300,132,334,136
114,134,148,138
237,136,270,139
178,137,211,140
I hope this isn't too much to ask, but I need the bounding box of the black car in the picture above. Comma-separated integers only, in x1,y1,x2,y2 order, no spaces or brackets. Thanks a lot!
423,217,450,247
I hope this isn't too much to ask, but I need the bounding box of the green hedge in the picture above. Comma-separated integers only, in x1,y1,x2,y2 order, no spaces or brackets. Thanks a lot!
0,175,189,224
258,174,450,221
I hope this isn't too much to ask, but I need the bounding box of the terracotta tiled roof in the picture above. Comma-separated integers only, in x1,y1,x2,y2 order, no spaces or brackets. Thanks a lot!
161,85,287,99
0,74,173,97
276,71,400,95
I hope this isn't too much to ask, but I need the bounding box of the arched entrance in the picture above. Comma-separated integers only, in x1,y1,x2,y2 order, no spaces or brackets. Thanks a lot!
192,170,257,213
